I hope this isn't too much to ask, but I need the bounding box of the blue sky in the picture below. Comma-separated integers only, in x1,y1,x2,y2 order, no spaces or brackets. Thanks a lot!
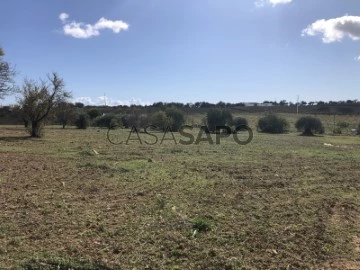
1,0,360,106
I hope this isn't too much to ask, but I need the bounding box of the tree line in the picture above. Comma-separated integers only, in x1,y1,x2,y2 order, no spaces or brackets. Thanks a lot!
1,45,360,137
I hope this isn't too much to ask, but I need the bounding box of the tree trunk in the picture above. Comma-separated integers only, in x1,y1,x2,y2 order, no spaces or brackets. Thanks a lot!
23,118,28,128
302,128,314,136
31,121,43,137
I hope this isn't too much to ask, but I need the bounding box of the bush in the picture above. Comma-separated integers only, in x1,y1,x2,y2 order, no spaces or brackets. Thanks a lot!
138,114,150,129
121,113,150,130
335,121,349,134
206,109,233,132
165,107,185,131
232,117,248,127
357,123,360,135
94,114,118,128
191,217,212,233
87,108,101,120
151,111,170,131
258,114,289,134
295,116,324,136
75,113,90,129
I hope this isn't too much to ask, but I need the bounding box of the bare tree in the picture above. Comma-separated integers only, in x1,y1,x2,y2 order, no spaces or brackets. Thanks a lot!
0,47,16,99
19,73,72,137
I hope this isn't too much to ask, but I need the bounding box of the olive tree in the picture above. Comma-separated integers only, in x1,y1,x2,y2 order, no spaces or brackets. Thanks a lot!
206,109,233,133
257,114,289,134
165,107,185,131
19,73,71,137
295,116,324,136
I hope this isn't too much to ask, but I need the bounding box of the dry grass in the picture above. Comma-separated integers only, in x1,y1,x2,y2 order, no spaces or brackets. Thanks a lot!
0,122,360,269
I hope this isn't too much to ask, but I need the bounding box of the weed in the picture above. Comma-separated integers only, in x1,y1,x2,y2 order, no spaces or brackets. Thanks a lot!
191,217,213,233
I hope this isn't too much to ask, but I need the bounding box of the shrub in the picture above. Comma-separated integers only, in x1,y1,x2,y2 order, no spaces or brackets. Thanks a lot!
120,114,130,128
151,111,169,131
165,107,185,131
87,108,101,120
191,217,212,233
295,116,324,136
206,109,233,132
94,114,118,128
75,113,90,129
335,121,349,134
121,113,150,130
138,114,150,129
232,117,248,127
258,114,289,134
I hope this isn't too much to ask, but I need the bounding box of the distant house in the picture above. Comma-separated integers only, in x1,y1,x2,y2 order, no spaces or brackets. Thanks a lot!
258,103,274,107
244,103,257,107
244,102,274,107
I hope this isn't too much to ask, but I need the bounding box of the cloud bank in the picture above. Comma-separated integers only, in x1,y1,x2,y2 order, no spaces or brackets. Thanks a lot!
73,96,151,107
59,13,129,39
302,15,360,43
255,0,292,8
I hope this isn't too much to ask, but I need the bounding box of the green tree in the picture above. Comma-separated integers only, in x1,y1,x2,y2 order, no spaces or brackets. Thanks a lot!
232,117,248,127
206,109,233,132
94,113,118,128
0,47,16,99
258,114,289,134
74,102,84,108
75,113,90,129
295,116,324,136
19,73,71,137
165,107,185,131
87,108,101,120
151,111,170,131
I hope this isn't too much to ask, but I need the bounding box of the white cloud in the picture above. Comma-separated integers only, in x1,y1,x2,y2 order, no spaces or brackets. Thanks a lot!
255,0,292,8
354,55,360,61
73,96,151,106
302,15,360,43
59,13,69,23
59,13,129,39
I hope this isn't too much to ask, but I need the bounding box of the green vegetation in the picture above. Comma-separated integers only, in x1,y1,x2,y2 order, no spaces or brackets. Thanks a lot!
87,108,101,120
75,113,90,129
258,114,289,134
295,116,324,136
151,111,169,131
231,116,248,128
206,109,233,132
165,107,185,131
93,113,118,128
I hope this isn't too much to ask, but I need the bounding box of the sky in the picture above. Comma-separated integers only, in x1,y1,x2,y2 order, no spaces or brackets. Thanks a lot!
1,0,360,106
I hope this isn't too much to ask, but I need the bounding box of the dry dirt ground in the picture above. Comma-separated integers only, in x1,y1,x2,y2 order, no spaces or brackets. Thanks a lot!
0,125,360,269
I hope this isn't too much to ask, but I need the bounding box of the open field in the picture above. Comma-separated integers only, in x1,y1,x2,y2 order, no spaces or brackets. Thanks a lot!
1,123,360,269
